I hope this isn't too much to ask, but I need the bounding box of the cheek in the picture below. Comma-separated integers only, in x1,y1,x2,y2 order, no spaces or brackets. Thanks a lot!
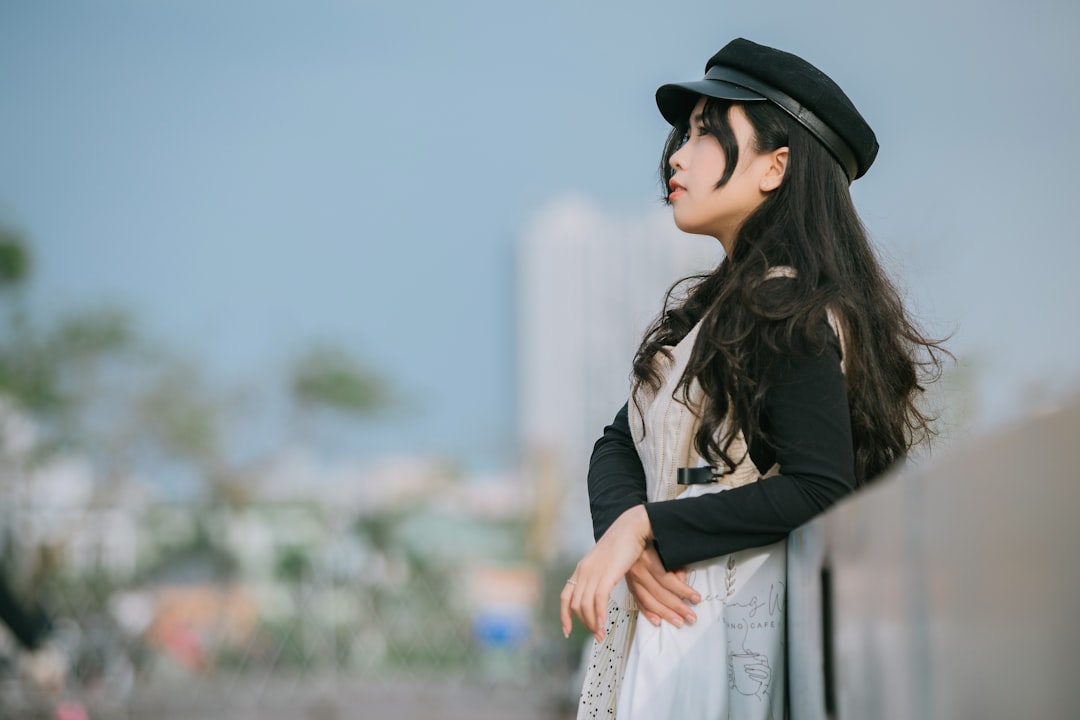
706,154,729,182
689,140,726,177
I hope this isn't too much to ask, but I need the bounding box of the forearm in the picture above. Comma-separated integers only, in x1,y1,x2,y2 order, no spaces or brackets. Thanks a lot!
645,468,850,568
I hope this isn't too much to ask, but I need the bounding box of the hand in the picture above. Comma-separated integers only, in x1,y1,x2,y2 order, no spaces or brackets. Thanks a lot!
560,505,651,642
625,547,699,628
729,652,771,697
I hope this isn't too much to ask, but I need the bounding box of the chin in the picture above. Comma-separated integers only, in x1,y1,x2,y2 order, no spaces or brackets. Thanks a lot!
672,217,708,236
671,214,697,234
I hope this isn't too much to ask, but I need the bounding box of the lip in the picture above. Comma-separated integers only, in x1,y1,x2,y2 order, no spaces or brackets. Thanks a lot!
668,179,686,200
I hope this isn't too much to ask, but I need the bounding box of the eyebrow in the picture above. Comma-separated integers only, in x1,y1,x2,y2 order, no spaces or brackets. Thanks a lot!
691,113,705,125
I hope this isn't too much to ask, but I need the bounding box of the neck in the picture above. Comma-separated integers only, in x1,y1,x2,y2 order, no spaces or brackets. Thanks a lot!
714,232,735,257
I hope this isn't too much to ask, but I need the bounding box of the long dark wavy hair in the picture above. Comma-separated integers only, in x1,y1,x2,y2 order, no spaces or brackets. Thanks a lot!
632,98,948,486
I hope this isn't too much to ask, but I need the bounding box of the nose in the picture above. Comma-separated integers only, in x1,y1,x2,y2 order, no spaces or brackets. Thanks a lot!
669,144,686,172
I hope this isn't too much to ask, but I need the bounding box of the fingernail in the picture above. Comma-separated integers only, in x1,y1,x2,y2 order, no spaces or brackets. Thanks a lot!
685,614,697,625
690,594,701,604
563,628,570,639
672,616,683,628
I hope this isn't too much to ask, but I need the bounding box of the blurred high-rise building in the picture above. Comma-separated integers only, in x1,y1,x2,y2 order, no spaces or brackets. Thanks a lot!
517,196,721,559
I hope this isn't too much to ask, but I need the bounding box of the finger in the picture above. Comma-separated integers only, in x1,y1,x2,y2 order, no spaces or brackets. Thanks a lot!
657,571,701,605
629,583,685,628
640,549,699,606
629,565,689,622
580,573,611,642
643,576,696,623
576,580,596,635
559,583,574,637
593,582,609,642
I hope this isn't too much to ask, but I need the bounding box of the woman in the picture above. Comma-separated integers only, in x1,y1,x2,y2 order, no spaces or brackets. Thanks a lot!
558,38,945,718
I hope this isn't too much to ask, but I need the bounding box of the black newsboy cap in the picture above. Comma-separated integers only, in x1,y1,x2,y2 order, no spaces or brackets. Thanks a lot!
656,38,879,181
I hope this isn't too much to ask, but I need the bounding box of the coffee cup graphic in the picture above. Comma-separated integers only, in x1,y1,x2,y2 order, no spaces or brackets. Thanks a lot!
729,651,771,697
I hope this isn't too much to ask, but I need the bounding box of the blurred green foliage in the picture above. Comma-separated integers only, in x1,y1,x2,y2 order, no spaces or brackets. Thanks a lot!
0,226,31,287
50,308,133,361
291,344,390,415
0,220,393,477
0,220,398,595
137,361,222,465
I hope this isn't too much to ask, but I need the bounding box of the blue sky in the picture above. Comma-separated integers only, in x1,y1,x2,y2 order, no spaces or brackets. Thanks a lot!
2,0,1078,473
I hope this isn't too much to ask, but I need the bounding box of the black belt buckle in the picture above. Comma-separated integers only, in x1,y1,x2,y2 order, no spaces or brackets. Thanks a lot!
677,467,719,485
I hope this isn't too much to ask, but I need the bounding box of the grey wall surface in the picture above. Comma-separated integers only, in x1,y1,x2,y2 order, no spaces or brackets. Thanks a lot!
788,398,1080,719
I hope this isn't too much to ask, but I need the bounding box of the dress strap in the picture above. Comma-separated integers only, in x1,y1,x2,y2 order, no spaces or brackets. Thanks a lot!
826,307,847,374
764,265,797,280
765,265,846,374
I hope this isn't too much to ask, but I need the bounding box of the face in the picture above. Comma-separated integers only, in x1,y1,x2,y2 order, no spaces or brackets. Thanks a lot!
667,98,782,251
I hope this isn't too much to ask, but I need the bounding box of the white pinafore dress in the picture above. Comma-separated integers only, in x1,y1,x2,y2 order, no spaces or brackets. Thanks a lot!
578,299,847,718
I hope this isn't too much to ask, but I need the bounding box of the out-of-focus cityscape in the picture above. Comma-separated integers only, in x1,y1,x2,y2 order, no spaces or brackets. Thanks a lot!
3,1,1079,717
0,201,729,718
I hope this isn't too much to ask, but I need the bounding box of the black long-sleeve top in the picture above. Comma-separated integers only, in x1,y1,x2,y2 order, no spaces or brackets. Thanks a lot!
587,323,856,571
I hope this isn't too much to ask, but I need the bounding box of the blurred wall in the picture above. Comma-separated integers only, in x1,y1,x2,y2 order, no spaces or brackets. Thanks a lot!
788,396,1080,719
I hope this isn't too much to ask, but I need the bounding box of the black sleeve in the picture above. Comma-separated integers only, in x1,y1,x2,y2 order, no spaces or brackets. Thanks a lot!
644,330,856,570
587,402,648,542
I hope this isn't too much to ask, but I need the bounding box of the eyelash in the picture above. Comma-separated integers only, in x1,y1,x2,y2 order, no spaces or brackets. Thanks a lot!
679,126,707,146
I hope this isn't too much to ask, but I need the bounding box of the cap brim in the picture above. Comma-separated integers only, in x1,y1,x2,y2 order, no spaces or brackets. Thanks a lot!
655,79,766,126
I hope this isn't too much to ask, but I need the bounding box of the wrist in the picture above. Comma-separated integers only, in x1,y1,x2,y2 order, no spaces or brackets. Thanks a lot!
622,504,653,545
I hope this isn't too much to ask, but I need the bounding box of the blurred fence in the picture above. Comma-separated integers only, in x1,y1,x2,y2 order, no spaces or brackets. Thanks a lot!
788,396,1080,719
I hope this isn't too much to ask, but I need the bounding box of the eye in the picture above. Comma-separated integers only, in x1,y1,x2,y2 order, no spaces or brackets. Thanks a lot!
678,131,690,148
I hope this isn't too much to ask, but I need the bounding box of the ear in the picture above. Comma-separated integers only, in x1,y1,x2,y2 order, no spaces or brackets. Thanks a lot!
759,147,789,192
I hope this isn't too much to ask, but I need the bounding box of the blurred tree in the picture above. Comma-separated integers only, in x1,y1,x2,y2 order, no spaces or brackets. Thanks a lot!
49,308,133,364
137,360,221,467
133,356,259,512
0,225,31,288
41,308,137,459
288,342,393,457
0,225,57,416
291,344,390,415
0,223,138,448
0,225,216,578
1,218,401,490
